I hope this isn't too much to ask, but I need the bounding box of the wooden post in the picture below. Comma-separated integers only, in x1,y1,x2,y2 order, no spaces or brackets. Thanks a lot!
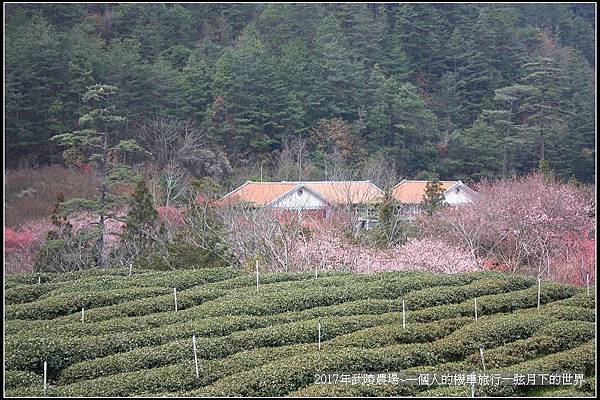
81,307,85,323
474,298,478,322
174,288,178,312
318,321,321,351
402,300,406,330
586,273,590,297
479,346,486,371
192,333,199,380
255,259,259,292
38,276,41,285
129,263,133,277
537,277,541,309
43,361,47,396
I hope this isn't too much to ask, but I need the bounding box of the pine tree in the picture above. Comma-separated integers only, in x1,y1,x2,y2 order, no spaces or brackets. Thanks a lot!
538,158,555,182
484,84,536,177
423,171,445,215
51,84,147,267
521,57,566,161
124,179,159,241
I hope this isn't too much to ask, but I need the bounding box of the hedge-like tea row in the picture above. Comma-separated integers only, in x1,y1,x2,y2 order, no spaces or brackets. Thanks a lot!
4,274,567,377
5,268,244,308
4,268,134,288
5,370,43,390
54,270,470,325
551,291,596,308
188,309,581,397
4,272,339,335
399,319,596,396
186,306,593,396
5,287,177,320
46,271,487,330
4,269,594,397
61,297,589,390
7,271,490,337
50,314,437,396
327,317,472,349
6,275,528,374
41,270,344,300
406,282,578,323
4,283,60,304
59,316,471,384
477,341,596,397
9,268,356,335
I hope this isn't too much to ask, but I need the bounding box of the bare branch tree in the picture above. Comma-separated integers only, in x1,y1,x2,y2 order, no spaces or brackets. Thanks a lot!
139,116,232,180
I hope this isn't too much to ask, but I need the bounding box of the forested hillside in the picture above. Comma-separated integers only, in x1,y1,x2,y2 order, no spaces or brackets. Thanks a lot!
5,3,596,183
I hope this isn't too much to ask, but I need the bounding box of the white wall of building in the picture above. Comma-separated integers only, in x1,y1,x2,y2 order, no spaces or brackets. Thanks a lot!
272,187,327,210
444,185,473,205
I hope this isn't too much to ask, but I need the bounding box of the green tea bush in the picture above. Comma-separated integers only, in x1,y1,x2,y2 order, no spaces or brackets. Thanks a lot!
5,287,174,320
5,370,43,389
191,310,584,397
4,269,594,397
478,341,596,397
59,316,470,384
4,283,59,304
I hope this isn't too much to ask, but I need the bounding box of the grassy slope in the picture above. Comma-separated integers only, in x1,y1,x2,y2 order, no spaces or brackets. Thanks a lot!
4,268,596,397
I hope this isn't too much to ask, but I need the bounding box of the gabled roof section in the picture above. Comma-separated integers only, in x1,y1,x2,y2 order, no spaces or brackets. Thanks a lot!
219,181,298,207
303,181,384,205
391,180,461,204
219,180,385,207
267,183,332,207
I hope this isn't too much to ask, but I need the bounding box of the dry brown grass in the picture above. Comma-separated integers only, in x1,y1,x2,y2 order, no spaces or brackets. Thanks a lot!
5,165,98,228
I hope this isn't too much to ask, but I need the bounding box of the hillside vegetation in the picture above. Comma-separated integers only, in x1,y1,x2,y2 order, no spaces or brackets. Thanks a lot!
5,4,596,183
4,267,596,397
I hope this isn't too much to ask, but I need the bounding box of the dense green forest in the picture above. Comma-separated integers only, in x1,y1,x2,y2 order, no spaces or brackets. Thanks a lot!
5,3,596,183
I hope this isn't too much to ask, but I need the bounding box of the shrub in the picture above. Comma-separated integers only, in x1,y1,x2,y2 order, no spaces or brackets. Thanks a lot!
7,273,484,373
422,173,595,283
5,370,43,390
4,283,59,304
59,316,471,384
190,309,588,397
477,341,596,397
5,287,175,320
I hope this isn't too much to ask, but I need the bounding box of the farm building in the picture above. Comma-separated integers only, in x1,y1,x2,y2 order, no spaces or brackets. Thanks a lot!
219,180,384,226
219,179,476,226
391,180,475,205
391,179,476,217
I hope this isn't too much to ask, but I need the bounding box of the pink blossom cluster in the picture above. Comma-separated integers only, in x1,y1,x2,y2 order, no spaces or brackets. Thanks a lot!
4,220,53,273
157,206,186,228
290,228,479,275
67,211,126,252
422,173,596,285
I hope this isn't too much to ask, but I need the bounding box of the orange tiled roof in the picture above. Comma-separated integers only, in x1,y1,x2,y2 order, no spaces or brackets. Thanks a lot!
392,180,458,204
221,181,384,207
304,181,383,205
220,182,297,206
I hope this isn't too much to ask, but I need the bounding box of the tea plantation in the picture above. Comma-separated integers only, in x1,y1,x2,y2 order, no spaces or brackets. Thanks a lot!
4,267,596,397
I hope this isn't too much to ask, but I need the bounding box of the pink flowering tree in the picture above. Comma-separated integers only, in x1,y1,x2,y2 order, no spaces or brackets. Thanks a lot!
422,173,595,285
4,221,53,273
216,202,479,275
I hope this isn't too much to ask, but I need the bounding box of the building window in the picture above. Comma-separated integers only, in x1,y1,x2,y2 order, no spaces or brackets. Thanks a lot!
297,189,303,196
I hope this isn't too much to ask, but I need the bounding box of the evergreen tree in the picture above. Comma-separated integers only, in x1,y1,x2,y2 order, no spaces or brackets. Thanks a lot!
422,171,445,215
124,179,159,240
521,57,566,161
484,84,536,177
538,158,555,182
50,84,147,267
